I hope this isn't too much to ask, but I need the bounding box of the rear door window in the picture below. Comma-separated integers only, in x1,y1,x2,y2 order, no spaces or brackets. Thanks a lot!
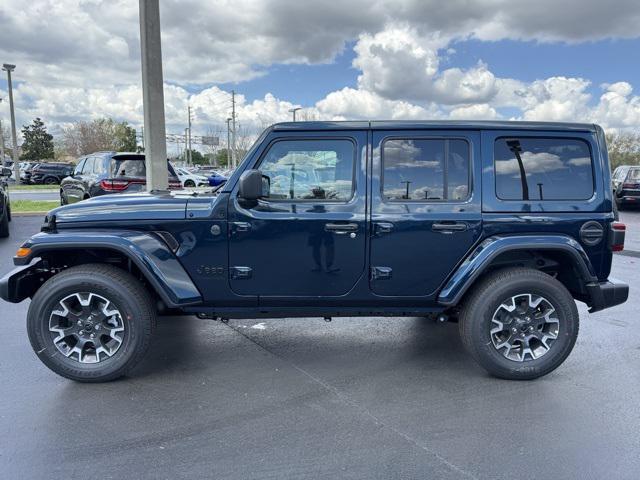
83,157,96,175
495,137,594,201
382,138,470,201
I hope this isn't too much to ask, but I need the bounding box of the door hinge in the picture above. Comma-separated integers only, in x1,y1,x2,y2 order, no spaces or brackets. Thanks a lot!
371,266,392,280
230,266,253,279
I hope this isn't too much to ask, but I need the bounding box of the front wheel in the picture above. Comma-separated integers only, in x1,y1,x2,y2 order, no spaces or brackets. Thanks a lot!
459,268,579,380
44,176,58,185
0,205,9,238
27,264,156,382
184,180,195,187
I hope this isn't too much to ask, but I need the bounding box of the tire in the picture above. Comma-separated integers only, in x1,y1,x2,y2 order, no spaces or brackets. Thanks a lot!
27,264,156,382
0,205,9,238
43,176,58,185
184,180,195,187
459,267,579,380
60,192,66,206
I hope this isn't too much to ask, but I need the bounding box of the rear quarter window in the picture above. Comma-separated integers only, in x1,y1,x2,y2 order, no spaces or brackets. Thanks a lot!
494,137,594,201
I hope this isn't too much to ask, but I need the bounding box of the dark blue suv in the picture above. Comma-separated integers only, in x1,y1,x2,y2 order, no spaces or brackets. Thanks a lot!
60,151,182,204
0,121,628,382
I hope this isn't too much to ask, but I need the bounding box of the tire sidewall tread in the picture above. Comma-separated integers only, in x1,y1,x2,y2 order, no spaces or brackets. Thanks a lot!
459,267,579,380
27,264,156,382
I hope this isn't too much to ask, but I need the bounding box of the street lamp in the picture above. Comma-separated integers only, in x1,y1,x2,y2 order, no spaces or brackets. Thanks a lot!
288,107,302,122
0,97,5,167
2,64,19,181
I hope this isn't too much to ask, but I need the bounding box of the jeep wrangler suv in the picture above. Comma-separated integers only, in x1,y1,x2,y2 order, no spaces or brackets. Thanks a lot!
0,121,628,382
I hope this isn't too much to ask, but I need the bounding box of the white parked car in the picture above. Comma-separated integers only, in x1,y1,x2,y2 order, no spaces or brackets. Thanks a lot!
173,167,209,187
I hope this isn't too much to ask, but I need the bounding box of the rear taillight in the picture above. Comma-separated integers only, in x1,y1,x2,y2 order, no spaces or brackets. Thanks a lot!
622,183,638,189
168,181,183,190
100,179,131,191
611,222,626,252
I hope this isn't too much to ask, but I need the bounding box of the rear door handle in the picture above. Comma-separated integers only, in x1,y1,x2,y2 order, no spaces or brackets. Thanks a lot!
432,222,468,233
374,222,394,235
325,222,358,234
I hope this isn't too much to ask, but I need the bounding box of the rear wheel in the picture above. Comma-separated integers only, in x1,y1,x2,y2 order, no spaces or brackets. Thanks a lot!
184,179,195,187
459,268,579,380
43,176,58,185
27,264,156,382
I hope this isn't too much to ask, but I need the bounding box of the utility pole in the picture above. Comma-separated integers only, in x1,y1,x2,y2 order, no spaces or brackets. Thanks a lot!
2,65,19,181
231,90,236,169
184,128,188,163
289,107,302,122
187,105,192,166
226,117,231,169
138,0,168,191
140,126,145,150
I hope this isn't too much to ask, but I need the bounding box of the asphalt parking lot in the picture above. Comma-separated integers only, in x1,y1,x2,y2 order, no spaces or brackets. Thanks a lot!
1,214,639,479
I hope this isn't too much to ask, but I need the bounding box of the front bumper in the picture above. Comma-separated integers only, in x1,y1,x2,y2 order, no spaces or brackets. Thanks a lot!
0,258,46,303
586,278,629,313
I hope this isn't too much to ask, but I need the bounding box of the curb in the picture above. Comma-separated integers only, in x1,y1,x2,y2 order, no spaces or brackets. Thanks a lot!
615,250,640,259
9,190,58,193
12,212,47,217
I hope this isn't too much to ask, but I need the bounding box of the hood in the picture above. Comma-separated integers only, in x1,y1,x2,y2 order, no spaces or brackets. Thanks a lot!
50,191,195,224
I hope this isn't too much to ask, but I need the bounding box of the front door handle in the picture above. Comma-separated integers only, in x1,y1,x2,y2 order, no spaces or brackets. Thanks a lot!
231,221,252,233
432,222,468,233
325,222,358,234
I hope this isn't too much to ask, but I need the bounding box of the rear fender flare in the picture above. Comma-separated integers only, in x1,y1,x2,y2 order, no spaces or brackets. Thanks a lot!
437,234,597,306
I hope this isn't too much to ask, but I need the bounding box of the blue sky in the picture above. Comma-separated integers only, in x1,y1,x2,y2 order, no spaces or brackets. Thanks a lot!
217,38,640,108
2,0,640,137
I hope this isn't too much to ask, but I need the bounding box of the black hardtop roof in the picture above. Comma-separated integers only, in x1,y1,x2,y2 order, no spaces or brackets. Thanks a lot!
271,120,598,132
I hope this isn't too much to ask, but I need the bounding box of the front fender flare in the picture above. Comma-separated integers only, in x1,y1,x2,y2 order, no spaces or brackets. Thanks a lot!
437,235,597,306
7,230,202,306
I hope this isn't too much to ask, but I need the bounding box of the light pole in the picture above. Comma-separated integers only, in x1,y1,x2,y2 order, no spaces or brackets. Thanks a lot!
0,98,5,167
226,117,231,169
138,0,168,191
289,107,302,122
2,64,19,181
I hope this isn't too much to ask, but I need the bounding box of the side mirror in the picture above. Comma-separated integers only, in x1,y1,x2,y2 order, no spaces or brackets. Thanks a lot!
0,167,11,177
238,169,269,201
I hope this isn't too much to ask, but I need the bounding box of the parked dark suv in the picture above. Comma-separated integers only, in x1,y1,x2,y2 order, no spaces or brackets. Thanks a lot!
60,152,182,204
0,121,629,382
29,162,74,185
612,165,640,209
0,166,12,237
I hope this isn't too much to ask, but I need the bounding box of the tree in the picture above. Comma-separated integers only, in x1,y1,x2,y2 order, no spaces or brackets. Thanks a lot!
605,131,640,170
184,149,205,164
62,118,138,156
215,148,230,167
20,117,54,160
113,121,137,152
